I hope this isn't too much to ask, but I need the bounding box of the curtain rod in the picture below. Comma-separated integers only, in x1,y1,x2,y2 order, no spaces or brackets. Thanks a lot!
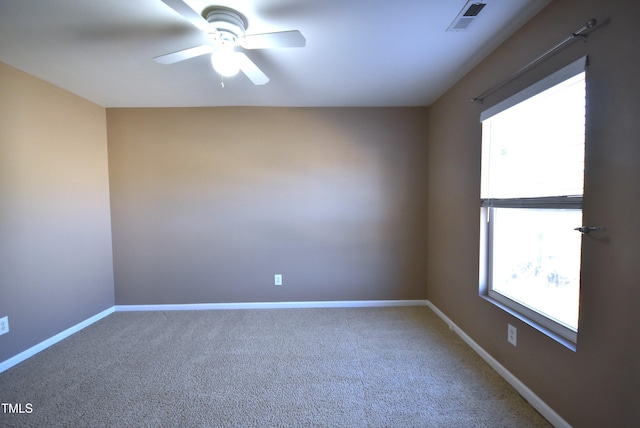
471,18,597,104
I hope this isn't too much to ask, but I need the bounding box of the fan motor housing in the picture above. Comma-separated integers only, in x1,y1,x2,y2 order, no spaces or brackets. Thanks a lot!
203,6,248,40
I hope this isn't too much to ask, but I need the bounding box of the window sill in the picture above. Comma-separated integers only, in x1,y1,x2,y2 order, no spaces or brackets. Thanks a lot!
480,294,577,352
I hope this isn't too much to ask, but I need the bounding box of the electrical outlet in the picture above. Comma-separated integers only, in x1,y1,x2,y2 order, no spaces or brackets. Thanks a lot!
507,324,517,346
0,316,9,336
274,274,283,286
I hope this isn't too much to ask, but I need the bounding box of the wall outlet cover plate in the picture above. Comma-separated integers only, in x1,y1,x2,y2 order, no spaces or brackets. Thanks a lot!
0,316,9,335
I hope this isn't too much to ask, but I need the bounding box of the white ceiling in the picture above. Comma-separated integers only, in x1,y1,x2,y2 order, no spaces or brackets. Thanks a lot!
0,0,550,107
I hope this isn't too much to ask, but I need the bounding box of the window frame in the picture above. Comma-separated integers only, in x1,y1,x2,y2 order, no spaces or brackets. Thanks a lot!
479,57,587,349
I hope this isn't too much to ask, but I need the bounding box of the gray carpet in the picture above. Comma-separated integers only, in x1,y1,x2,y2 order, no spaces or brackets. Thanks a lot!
0,306,551,427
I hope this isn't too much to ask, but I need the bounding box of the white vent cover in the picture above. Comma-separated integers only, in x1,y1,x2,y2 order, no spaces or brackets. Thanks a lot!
447,1,487,32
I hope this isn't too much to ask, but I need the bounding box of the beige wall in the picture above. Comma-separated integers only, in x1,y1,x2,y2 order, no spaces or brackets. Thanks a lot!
107,107,429,304
426,0,640,425
0,62,114,362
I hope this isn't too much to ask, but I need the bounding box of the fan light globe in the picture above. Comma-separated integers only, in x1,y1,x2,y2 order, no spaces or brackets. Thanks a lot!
211,47,240,77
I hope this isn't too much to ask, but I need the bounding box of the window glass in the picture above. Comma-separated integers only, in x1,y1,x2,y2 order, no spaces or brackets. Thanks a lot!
490,208,582,330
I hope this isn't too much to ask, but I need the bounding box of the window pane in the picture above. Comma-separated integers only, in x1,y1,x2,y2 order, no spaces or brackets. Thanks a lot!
491,208,582,330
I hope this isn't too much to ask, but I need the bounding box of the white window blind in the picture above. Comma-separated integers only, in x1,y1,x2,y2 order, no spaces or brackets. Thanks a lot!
481,57,587,203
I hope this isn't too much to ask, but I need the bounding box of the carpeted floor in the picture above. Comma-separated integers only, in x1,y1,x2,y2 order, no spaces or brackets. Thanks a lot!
0,306,551,427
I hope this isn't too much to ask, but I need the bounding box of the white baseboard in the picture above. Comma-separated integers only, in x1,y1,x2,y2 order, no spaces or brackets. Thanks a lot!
115,299,429,312
0,306,115,374
425,301,571,428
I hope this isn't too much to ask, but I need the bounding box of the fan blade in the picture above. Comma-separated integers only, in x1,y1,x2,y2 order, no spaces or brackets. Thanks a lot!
154,45,214,64
240,30,306,49
235,52,269,85
160,0,211,33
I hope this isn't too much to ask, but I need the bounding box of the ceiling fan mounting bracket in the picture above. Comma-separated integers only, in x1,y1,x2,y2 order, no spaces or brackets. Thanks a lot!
202,6,248,41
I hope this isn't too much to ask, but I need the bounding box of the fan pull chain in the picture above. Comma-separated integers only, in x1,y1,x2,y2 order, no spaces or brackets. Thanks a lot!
220,76,225,88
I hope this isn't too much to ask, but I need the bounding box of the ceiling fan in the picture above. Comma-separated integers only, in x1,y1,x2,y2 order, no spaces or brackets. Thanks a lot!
154,0,306,85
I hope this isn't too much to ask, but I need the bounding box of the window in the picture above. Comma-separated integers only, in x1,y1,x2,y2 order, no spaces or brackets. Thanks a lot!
480,57,587,346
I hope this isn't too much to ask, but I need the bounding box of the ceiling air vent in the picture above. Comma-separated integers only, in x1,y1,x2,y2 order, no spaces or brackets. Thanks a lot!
447,1,487,32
